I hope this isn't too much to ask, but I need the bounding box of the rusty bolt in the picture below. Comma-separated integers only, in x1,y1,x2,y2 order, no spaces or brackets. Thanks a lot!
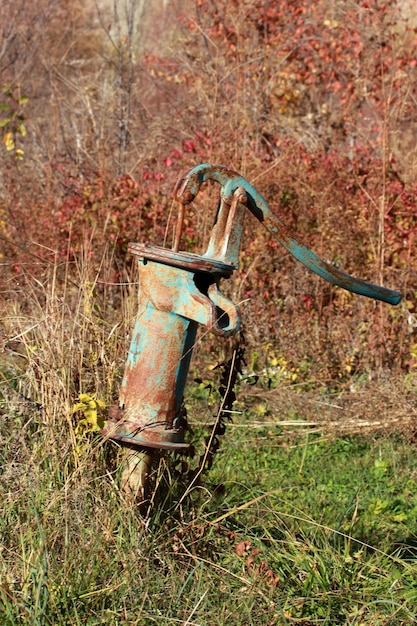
237,191,247,204
182,189,195,203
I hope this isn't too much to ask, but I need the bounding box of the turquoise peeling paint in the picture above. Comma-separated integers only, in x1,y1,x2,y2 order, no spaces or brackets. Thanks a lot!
182,164,401,305
120,302,197,425
142,260,240,336
118,256,240,445
111,164,401,450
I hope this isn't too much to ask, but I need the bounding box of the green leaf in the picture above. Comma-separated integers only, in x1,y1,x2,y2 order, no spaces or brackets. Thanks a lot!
18,95,29,105
0,118,11,128
72,402,86,413
0,104,10,111
84,408,98,424
79,393,93,403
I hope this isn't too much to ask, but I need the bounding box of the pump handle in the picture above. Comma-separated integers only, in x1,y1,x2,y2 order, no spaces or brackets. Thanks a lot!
174,164,401,306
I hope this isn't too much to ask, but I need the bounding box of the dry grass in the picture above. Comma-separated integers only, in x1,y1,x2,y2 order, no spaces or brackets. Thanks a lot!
1,253,417,625
240,377,417,439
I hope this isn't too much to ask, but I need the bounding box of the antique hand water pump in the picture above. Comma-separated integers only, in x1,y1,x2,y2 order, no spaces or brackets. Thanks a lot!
103,164,401,499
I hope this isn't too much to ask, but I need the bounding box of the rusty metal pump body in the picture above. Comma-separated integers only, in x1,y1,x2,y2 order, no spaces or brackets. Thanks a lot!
103,164,401,452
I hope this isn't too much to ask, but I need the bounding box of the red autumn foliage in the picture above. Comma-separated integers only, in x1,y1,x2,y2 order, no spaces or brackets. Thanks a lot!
1,0,416,381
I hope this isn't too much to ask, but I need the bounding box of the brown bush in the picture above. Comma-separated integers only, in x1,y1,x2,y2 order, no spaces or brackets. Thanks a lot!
1,0,416,386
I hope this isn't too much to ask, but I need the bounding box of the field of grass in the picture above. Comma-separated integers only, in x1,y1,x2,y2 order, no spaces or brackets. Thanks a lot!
1,274,417,625
2,1,417,623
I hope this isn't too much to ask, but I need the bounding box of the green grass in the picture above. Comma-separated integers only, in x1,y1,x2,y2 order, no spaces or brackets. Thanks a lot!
2,392,417,625
1,271,416,624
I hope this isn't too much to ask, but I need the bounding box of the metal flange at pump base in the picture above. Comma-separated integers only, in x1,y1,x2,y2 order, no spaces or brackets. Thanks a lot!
103,164,401,454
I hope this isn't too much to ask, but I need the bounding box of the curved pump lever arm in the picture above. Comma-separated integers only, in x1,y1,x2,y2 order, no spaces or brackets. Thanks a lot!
174,164,401,306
